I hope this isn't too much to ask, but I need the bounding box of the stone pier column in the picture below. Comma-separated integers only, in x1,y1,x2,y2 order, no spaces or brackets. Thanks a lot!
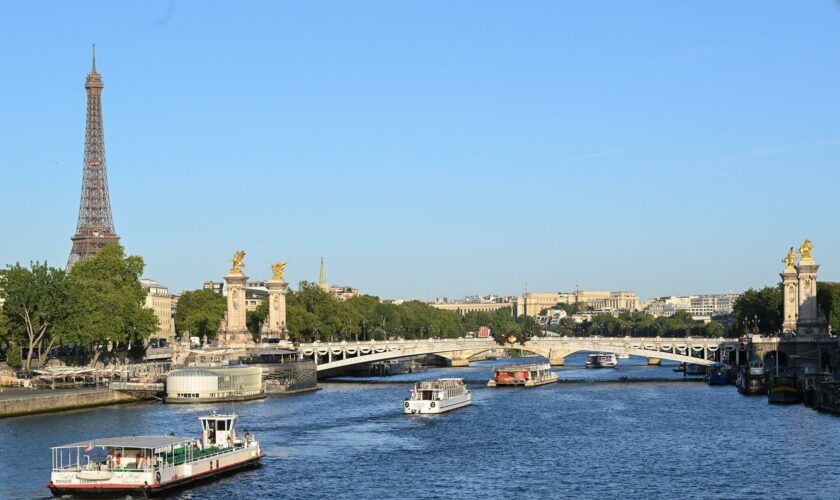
796,260,820,333
223,270,250,345
548,348,567,366
264,278,289,341
781,261,798,333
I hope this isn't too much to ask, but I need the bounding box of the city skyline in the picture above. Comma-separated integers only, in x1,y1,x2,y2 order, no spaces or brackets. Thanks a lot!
2,2,840,299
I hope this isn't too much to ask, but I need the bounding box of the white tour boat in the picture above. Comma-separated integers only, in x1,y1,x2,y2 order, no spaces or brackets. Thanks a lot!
586,353,618,368
404,378,471,414
48,412,262,497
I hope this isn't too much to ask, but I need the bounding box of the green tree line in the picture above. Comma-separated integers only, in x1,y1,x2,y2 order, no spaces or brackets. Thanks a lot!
0,245,157,370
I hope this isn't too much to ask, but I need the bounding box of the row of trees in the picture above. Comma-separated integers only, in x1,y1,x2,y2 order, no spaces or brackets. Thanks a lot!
174,281,545,345
546,310,725,338
0,245,157,370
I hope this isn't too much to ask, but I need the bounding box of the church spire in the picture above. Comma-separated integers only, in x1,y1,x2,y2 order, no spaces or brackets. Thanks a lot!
318,257,328,291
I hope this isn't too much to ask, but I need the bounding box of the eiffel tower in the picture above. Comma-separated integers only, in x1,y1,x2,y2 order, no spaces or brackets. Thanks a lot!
67,45,119,271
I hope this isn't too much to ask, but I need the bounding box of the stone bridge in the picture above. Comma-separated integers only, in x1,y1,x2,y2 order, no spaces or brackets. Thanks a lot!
298,336,739,372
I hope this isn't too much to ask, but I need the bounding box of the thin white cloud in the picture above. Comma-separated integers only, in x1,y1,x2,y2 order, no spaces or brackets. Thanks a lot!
720,137,840,162
557,150,617,165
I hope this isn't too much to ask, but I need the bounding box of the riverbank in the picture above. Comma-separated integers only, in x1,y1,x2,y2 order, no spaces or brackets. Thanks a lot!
0,387,154,418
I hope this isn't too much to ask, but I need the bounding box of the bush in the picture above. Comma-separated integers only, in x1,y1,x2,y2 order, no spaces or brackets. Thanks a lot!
6,344,22,370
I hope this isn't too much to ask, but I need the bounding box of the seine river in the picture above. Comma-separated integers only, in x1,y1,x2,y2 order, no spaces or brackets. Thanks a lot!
3,354,840,499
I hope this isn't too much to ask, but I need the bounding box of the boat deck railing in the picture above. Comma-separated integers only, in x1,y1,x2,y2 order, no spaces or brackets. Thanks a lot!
157,441,256,468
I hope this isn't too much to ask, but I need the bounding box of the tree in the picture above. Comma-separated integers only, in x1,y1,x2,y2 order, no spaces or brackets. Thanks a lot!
732,286,782,335
0,262,71,371
286,281,343,341
5,343,22,370
703,321,724,338
67,244,158,365
247,300,269,339
0,309,9,346
175,289,227,340
817,282,840,335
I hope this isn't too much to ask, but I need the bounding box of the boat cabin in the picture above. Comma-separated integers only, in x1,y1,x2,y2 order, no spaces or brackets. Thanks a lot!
413,379,465,401
51,435,192,476
200,413,238,448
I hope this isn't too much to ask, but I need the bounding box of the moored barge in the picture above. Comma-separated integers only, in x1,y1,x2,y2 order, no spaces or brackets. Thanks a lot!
736,361,766,395
487,363,558,387
48,412,262,496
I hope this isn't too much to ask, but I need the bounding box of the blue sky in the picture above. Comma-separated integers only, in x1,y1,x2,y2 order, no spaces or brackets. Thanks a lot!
1,1,839,300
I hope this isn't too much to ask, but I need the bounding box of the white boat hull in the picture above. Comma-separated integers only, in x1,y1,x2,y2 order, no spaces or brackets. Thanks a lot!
404,393,471,414
49,444,262,496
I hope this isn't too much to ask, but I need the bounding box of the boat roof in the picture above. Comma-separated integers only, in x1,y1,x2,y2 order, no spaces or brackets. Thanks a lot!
494,363,550,371
52,435,191,450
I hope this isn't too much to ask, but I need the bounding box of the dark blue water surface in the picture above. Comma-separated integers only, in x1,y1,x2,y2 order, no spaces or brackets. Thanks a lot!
3,354,840,499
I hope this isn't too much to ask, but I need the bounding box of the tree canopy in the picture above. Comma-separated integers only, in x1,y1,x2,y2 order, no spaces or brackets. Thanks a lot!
0,261,71,371
731,286,783,335
817,282,840,335
175,288,227,339
66,244,158,365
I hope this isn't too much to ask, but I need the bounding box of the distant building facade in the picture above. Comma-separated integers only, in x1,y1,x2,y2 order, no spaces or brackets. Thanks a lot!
141,279,173,343
330,285,360,301
643,293,739,319
431,295,515,317
513,290,640,317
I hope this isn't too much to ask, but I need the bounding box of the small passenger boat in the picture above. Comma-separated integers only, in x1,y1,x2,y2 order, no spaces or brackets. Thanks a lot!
704,363,729,386
487,363,558,387
585,353,618,368
736,360,766,395
48,412,262,496
404,378,471,414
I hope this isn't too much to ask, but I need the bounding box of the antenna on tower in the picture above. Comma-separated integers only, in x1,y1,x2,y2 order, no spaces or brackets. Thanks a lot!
92,43,96,70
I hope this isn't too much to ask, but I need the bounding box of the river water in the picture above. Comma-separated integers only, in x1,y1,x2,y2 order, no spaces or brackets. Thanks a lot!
2,354,839,499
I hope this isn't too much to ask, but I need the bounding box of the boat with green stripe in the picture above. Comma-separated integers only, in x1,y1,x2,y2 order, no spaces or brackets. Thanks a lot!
48,412,263,496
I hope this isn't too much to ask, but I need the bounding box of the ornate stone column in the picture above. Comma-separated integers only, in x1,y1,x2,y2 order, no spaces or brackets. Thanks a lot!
265,278,289,341
780,247,798,333
221,251,251,345
795,240,826,336
261,261,290,342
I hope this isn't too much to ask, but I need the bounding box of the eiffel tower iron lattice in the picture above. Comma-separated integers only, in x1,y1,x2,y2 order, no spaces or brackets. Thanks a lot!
67,45,119,271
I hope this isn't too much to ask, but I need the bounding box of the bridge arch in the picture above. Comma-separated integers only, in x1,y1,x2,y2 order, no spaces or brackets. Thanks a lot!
299,337,726,373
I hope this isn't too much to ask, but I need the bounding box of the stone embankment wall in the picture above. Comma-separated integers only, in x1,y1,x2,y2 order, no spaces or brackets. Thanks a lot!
0,390,151,418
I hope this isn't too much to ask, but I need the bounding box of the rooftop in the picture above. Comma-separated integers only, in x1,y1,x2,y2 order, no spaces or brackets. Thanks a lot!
54,435,190,450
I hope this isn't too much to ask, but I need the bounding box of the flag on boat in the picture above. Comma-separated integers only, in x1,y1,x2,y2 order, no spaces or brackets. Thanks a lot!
84,441,93,452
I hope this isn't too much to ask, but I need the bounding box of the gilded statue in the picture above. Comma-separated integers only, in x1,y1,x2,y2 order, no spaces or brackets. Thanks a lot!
271,261,288,281
231,250,246,273
782,247,796,269
798,239,814,262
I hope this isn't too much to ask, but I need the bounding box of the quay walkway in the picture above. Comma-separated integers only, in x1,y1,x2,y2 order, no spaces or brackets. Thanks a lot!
0,387,153,418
